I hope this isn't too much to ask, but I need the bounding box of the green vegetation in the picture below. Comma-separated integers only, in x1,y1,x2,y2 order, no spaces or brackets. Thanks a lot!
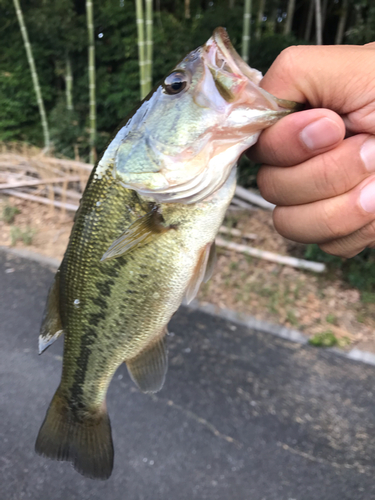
309,331,350,348
2,204,21,224
10,226,35,246
2,0,374,164
325,313,337,325
305,244,375,293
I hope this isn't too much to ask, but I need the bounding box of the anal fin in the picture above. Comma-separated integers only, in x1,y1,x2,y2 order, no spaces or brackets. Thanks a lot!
39,270,64,354
101,207,172,262
126,330,168,393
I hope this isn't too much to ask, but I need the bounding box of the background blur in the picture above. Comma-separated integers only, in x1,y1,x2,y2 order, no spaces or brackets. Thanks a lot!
1,0,375,349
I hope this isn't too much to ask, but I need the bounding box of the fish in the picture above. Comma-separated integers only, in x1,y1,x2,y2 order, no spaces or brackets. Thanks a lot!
35,27,300,480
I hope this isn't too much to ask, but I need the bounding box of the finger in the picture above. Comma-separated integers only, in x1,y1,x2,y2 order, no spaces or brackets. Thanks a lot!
319,220,375,258
257,135,375,206
272,175,375,244
259,45,375,133
249,108,345,166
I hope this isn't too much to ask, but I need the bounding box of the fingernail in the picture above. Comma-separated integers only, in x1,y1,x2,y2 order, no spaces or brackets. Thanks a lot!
300,118,342,150
360,177,375,213
360,137,375,172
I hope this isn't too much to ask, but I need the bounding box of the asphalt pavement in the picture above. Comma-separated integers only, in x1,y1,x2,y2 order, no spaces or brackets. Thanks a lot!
1,249,375,500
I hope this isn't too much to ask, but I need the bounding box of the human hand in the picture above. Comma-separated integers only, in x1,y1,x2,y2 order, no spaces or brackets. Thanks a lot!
248,44,375,258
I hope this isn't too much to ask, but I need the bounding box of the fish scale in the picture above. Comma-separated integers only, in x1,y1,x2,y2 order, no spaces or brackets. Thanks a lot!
35,27,300,480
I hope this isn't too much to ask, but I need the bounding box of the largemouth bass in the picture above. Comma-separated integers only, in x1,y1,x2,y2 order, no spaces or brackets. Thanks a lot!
35,27,299,479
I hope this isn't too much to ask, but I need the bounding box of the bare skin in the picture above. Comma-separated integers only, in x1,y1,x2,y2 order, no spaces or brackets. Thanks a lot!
248,43,375,258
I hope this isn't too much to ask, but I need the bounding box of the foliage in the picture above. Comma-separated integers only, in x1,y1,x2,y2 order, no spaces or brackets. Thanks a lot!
10,225,35,246
309,331,350,348
2,204,20,224
305,244,375,293
0,0,310,161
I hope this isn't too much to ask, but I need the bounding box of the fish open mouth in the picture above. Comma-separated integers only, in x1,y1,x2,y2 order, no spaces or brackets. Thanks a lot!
204,27,300,112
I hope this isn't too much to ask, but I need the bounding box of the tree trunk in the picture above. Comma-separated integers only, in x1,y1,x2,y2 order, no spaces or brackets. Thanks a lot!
86,0,96,164
284,0,296,35
185,0,191,18
242,0,252,63
135,0,147,99
145,0,153,94
335,0,348,44
304,0,314,41
255,0,266,39
65,55,73,111
315,0,323,45
12,0,50,150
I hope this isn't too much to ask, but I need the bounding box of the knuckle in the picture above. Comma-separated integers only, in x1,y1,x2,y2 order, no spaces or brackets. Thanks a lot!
320,203,345,239
257,167,278,203
272,207,291,239
316,154,347,197
276,46,305,74
318,241,359,259
357,219,375,242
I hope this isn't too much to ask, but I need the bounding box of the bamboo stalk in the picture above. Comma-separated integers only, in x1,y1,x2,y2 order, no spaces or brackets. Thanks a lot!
219,226,257,240
335,0,348,45
235,186,275,210
255,0,266,39
86,0,96,164
136,0,147,99
216,238,326,273
284,0,296,34
65,55,73,111
2,189,79,211
315,0,323,45
242,0,252,63
12,0,50,150
185,0,191,19
145,0,153,94
230,197,257,211
0,175,81,190
304,0,314,41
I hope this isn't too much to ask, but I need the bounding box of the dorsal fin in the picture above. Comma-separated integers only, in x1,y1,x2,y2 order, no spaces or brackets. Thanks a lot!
39,270,64,354
126,330,168,393
185,241,216,304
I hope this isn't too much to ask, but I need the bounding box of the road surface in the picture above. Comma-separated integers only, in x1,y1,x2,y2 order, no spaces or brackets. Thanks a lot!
1,250,375,500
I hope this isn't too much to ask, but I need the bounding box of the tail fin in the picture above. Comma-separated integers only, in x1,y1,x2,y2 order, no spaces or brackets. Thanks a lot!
35,390,114,480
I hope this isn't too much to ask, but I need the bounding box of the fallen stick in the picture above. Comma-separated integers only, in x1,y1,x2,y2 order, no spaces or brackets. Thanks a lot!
231,197,257,211
42,157,93,172
219,226,257,240
215,237,326,273
0,175,81,190
2,189,79,212
235,186,275,211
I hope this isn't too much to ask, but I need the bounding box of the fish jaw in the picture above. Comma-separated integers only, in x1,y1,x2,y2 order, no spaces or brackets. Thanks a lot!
112,28,300,205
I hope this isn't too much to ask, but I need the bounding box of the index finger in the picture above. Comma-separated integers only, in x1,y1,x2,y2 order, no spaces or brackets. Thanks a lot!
260,45,375,131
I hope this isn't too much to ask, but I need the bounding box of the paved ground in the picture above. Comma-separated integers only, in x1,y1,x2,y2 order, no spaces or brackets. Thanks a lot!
1,250,375,500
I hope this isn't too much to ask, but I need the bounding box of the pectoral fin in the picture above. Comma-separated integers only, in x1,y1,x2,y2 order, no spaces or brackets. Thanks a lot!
185,241,216,304
126,331,168,393
39,270,64,354
101,207,169,262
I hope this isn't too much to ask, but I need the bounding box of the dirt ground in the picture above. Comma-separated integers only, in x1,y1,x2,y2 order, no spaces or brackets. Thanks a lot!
1,194,374,352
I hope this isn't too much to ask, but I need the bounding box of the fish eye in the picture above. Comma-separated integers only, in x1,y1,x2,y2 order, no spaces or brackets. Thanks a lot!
163,71,189,95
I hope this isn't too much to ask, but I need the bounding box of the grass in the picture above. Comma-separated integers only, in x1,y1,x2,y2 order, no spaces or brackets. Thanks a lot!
309,330,350,348
2,204,20,224
326,313,337,325
10,226,35,246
